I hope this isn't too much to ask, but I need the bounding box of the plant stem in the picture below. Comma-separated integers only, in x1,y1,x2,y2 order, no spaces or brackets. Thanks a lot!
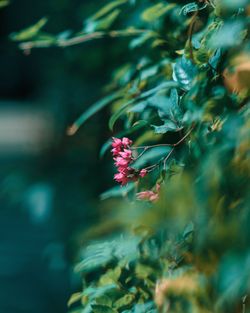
19,29,151,51
132,126,194,150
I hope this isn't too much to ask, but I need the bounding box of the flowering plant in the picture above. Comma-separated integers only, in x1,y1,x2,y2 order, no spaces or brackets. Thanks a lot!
13,0,250,312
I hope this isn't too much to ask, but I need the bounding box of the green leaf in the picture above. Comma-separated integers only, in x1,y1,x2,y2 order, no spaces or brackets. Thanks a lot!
183,221,194,238
95,295,113,307
114,294,135,309
147,91,182,124
100,183,135,200
90,0,127,20
109,98,134,130
135,263,154,279
209,20,245,48
10,17,48,41
68,92,120,135
85,9,121,32
67,292,82,307
75,242,115,272
151,121,179,134
109,81,178,130
141,3,175,22
180,2,207,15
132,146,171,168
91,305,118,313
128,102,147,113
99,267,122,286
173,56,197,91
0,0,9,8
129,32,154,49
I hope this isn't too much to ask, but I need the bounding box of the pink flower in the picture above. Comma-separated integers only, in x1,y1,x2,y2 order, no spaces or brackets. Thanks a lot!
111,137,148,186
114,172,129,185
114,157,130,167
119,149,132,160
122,137,132,147
112,137,122,148
139,169,147,177
111,147,121,156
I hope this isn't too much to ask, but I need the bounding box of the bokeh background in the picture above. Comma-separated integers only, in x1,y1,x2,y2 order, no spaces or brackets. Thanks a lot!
0,1,124,312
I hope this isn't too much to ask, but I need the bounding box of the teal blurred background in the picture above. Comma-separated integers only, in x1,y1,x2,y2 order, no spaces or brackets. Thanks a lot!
0,1,125,312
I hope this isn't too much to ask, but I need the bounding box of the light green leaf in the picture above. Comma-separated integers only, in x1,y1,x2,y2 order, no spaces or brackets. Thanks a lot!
85,9,121,32
0,0,9,8
114,294,135,309
10,17,48,41
67,292,82,307
135,263,154,279
141,3,175,22
99,267,122,286
90,0,127,20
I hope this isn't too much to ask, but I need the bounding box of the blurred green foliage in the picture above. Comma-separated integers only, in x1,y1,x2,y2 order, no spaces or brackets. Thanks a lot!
12,0,250,312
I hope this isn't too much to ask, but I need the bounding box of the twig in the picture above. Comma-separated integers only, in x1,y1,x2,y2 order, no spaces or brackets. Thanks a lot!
132,126,194,150
163,148,174,169
19,29,150,51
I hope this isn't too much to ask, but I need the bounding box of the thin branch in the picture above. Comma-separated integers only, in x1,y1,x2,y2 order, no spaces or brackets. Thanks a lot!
132,125,194,150
163,148,174,169
19,29,150,51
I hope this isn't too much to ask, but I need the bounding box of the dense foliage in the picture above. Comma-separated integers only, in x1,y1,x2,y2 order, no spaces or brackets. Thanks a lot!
13,0,250,312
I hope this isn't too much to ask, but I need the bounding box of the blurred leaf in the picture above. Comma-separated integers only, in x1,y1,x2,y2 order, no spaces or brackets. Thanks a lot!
209,20,245,48
141,3,175,22
135,263,155,279
0,0,9,8
95,295,113,307
100,183,134,200
91,305,118,313
85,9,121,32
114,294,135,309
129,32,154,49
90,0,127,20
68,92,120,135
67,292,82,307
10,17,48,41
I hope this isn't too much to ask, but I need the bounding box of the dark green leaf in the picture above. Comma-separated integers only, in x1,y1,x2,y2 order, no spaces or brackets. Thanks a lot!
69,92,120,134
173,56,197,91
151,121,179,134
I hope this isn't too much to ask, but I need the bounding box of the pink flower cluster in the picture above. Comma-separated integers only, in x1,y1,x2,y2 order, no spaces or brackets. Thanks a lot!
112,137,147,185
